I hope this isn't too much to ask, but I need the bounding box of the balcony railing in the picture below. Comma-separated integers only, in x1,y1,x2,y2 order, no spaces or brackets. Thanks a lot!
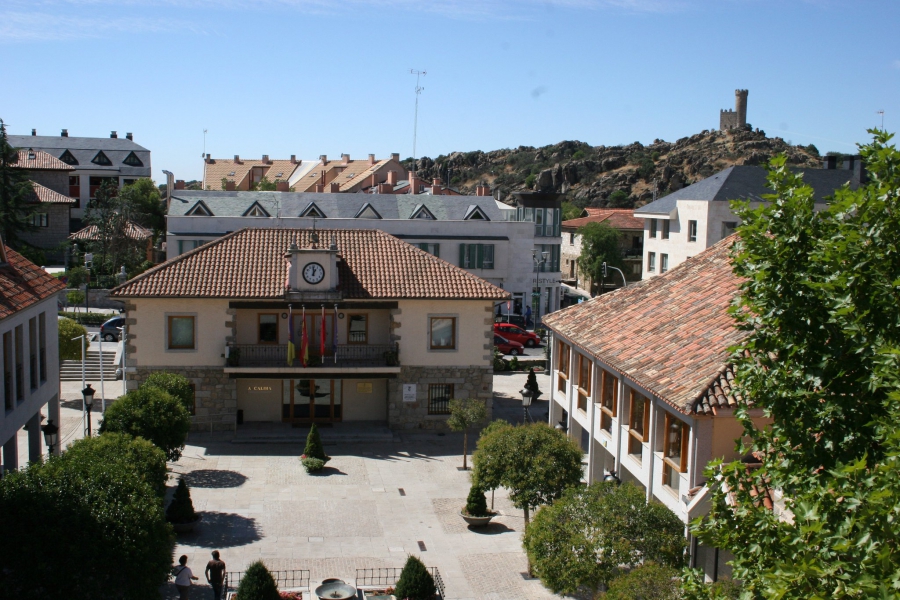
229,343,399,368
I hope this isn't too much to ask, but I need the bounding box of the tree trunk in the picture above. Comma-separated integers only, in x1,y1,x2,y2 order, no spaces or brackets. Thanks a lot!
524,504,532,576
462,430,468,470
491,488,495,510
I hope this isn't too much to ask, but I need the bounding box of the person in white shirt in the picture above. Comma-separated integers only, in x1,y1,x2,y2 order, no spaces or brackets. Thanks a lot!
174,555,199,599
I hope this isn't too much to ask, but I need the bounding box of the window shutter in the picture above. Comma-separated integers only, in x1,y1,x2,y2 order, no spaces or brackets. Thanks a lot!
459,244,466,267
476,244,484,268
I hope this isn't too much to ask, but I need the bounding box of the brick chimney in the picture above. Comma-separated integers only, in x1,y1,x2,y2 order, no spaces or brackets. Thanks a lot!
391,153,399,162
329,182,341,193
61,129,68,137
262,154,270,164
386,170,398,185
110,131,117,138
290,155,298,164
276,181,289,192
431,178,442,195
175,180,186,190
31,129,36,136
377,182,392,194
341,153,350,165
823,156,836,169
315,183,324,193
225,181,236,191
126,132,133,141
320,154,328,165
368,154,376,165
234,155,242,164
204,154,211,163
408,171,421,194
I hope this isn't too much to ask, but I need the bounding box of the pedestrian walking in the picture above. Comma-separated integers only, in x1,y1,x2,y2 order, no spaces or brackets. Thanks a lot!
205,550,227,600
525,304,533,329
174,555,199,600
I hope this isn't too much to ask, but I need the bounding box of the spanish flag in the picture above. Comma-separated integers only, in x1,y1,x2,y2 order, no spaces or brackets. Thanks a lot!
287,310,296,366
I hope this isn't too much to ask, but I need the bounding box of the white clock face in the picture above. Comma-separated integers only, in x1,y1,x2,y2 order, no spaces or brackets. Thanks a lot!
302,262,325,284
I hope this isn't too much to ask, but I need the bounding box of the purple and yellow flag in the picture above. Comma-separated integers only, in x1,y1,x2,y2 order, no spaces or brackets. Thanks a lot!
287,310,296,366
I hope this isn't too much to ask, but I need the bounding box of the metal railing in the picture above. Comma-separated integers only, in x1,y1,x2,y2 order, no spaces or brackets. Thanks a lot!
355,567,445,599
230,343,399,368
225,570,310,592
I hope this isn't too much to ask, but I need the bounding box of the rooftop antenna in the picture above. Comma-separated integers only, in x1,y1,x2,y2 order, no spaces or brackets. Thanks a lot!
877,110,885,129
409,69,426,168
202,129,207,157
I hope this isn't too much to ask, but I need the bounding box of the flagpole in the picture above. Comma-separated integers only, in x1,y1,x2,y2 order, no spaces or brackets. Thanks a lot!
334,303,338,364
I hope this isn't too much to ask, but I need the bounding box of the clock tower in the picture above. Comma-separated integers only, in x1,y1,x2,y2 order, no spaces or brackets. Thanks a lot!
284,230,341,300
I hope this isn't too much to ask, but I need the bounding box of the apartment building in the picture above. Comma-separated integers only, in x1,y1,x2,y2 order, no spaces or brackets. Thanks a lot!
560,208,644,294
0,240,65,471
13,149,76,261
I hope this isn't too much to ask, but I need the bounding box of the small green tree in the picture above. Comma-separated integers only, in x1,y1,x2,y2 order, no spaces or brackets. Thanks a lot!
142,372,194,414
577,221,623,295
166,478,197,524
604,563,681,600
447,398,487,469
303,423,328,460
523,482,686,595
252,176,277,191
118,178,164,234
394,555,436,600
236,561,280,600
64,432,167,497
463,481,489,517
523,367,542,401
99,386,191,461
57,317,89,361
607,189,631,208
0,119,37,250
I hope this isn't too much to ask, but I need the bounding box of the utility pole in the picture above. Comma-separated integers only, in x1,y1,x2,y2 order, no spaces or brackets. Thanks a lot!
202,129,208,157
877,110,885,130
409,69,426,165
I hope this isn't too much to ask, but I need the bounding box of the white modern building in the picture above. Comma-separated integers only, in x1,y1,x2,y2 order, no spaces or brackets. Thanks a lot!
1,240,65,471
634,159,865,279
164,188,563,322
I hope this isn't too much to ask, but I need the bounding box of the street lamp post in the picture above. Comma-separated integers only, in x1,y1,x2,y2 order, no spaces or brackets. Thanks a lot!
531,249,549,328
41,419,59,456
519,388,534,424
82,384,96,437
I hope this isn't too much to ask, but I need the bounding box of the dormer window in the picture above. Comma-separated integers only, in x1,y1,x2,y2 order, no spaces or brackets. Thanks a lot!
410,205,436,220
27,149,36,160
243,202,271,217
91,151,112,166
186,201,213,216
59,150,78,165
300,203,326,218
464,205,490,221
122,151,143,167
355,203,382,219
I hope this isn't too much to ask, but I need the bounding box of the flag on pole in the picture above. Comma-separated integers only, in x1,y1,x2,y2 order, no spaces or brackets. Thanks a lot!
320,305,326,358
333,304,338,364
300,306,309,367
287,306,296,366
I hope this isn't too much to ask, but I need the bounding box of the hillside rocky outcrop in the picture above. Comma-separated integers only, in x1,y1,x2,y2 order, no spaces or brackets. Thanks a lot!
406,128,823,209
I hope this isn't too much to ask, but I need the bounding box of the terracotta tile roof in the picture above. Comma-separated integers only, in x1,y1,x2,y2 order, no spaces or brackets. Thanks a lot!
12,149,74,171
28,181,75,204
111,228,509,301
0,243,66,321
562,208,643,230
294,160,383,193
204,159,301,190
69,221,153,242
542,234,746,414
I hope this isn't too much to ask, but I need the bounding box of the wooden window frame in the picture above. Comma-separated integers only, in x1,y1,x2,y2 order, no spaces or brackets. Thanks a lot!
627,391,650,458
598,369,618,432
576,354,591,413
427,383,453,415
556,340,570,393
662,412,689,487
347,313,369,345
257,313,279,345
167,315,196,350
429,317,456,351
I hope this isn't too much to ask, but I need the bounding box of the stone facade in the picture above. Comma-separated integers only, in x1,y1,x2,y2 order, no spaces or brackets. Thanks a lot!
20,204,71,261
719,89,748,130
387,365,493,430
127,366,237,432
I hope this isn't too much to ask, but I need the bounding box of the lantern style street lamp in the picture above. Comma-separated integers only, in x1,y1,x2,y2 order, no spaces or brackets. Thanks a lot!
83,384,96,437
41,419,59,455
519,388,534,424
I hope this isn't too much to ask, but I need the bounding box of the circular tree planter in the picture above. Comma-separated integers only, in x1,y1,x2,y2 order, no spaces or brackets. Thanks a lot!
170,514,202,534
460,510,496,527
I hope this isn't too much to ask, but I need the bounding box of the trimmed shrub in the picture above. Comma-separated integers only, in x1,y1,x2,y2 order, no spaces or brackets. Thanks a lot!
166,478,197,524
300,457,325,473
464,482,489,517
303,423,329,462
394,555,436,600
604,562,680,600
142,372,194,414
64,432,167,497
524,367,542,401
57,317,89,361
99,386,191,461
236,561,280,600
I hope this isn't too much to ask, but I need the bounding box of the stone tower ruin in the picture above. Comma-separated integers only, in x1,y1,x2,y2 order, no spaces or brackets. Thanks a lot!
719,89,749,130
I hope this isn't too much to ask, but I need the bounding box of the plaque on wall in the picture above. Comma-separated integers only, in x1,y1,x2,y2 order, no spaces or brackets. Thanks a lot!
357,382,373,394
402,384,416,403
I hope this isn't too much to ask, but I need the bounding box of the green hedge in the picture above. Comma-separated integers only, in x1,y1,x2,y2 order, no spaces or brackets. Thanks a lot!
58,312,113,326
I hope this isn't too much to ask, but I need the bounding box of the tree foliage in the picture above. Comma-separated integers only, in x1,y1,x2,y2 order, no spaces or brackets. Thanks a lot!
472,422,582,525
237,561,281,600
523,482,685,595
0,119,37,250
0,436,174,599
142,371,194,414
81,180,149,283
57,317,89,361
118,178,164,234
394,555,436,600
64,432,167,497
99,386,191,461
303,422,328,461
604,563,681,600
447,397,487,469
576,221,623,295
687,131,900,598
166,477,198,524
464,481,490,517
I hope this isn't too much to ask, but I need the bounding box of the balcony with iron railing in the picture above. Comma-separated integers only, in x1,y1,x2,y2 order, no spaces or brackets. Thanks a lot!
225,342,400,371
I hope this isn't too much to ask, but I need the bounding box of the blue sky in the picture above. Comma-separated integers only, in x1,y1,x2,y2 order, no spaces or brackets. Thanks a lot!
2,0,898,183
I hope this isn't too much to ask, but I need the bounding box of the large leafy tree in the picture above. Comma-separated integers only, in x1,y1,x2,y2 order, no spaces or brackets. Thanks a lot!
576,221,623,295
118,177,164,234
0,435,174,599
81,180,147,283
687,131,900,598
0,119,36,249
523,482,686,595
99,386,191,461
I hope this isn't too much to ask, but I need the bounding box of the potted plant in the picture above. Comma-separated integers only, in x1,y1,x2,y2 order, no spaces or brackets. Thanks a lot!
460,481,495,527
300,423,330,473
383,349,399,366
394,555,436,600
226,346,241,367
166,477,201,533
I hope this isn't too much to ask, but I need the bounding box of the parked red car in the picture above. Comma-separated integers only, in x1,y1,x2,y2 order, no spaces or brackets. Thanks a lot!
494,334,524,356
494,323,541,347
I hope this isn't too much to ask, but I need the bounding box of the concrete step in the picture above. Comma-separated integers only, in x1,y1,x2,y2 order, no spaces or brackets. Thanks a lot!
231,423,398,445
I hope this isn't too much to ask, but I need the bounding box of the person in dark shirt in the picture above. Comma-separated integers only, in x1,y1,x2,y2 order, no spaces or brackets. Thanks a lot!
205,550,226,600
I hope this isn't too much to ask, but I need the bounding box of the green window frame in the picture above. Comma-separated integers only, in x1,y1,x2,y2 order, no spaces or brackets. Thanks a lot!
458,244,494,269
